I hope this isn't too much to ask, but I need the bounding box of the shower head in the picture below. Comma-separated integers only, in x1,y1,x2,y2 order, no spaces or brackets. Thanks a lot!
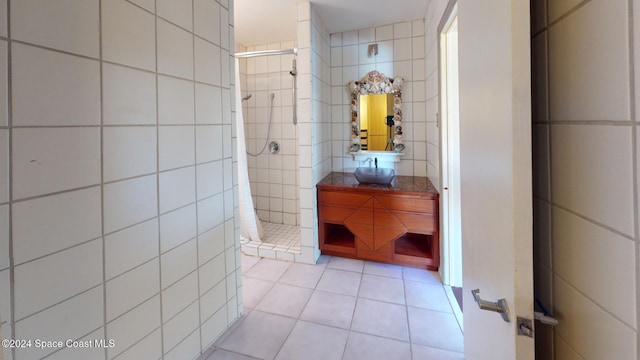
242,94,252,102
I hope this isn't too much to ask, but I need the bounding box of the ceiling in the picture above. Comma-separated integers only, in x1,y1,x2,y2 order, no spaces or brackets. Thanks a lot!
234,0,429,47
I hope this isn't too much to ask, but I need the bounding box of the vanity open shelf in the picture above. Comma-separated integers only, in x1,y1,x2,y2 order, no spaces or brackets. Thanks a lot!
317,172,440,271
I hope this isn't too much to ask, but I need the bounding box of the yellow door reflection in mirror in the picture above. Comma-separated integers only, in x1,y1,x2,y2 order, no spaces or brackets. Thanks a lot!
359,93,394,151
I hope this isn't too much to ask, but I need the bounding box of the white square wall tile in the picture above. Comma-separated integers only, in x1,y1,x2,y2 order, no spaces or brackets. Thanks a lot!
158,75,195,125
198,224,225,265
105,219,159,280
106,258,160,321
553,208,636,328
0,129,7,204
549,0,630,121
12,128,100,200
194,0,220,45
11,0,99,57
159,126,195,171
0,0,6,37
157,19,194,80
0,41,7,127
162,272,198,320
376,25,394,41
551,125,634,236
159,167,196,214
0,205,7,270
129,0,155,12
196,161,224,200
394,38,412,61
102,0,155,71
554,277,636,359
165,329,200,360
199,253,225,295
103,175,158,234
161,239,197,289
11,43,100,126
15,287,103,360
14,239,102,319
112,329,162,360
199,281,226,323
107,296,161,359
157,0,192,31
162,302,199,352
12,187,101,264
195,37,222,86
0,269,9,324
103,126,157,182
197,193,225,234
394,22,412,39
160,204,197,252
196,84,223,125
196,125,224,164
103,63,156,125
45,328,105,360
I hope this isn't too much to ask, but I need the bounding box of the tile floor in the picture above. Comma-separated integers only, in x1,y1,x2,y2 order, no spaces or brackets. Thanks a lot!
241,222,302,261
200,254,464,360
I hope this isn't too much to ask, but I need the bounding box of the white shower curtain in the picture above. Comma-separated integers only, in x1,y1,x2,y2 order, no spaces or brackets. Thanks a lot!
234,58,264,243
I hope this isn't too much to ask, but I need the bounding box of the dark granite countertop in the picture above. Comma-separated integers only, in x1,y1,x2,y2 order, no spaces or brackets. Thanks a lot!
317,172,439,196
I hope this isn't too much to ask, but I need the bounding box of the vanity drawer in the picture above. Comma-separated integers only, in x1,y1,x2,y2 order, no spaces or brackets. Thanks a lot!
319,206,354,223
319,191,372,208
375,195,436,214
391,212,436,234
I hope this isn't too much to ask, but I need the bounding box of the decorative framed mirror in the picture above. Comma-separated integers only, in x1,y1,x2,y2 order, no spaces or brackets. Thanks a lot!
347,71,404,153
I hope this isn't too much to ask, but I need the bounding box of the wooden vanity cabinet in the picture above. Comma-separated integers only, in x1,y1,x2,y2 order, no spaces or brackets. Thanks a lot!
317,173,440,271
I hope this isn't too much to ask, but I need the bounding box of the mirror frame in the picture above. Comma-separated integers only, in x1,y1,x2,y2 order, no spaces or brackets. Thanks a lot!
347,71,404,153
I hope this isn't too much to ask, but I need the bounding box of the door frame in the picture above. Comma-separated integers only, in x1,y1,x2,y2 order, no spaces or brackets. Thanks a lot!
438,0,463,289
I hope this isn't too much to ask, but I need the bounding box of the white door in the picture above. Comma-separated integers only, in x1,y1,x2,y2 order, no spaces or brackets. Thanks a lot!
457,0,534,359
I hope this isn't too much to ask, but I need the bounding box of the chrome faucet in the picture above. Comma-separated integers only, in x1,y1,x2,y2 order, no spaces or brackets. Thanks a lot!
363,158,379,168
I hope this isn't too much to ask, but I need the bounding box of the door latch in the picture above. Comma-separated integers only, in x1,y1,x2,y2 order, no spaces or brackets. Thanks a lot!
517,317,533,337
471,289,509,322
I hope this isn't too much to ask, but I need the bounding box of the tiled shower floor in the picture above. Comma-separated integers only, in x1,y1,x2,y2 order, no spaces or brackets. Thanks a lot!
241,221,301,261
199,255,464,360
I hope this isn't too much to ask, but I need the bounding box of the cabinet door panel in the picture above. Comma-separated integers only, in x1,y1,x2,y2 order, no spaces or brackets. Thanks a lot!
374,225,406,251
344,198,374,225
373,199,406,228
358,239,393,262
345,222,374,250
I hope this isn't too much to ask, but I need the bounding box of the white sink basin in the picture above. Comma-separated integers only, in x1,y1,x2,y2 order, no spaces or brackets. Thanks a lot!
354,167,395,185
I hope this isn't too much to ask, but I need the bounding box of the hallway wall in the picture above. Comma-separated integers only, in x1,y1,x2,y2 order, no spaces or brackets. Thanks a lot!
298,2,332,263
531,0,638,358
0,1,241,359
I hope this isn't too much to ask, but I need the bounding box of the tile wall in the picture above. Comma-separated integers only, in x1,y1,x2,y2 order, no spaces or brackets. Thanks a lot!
297,2,332,264
423,1,448,191
531,0,639,358
237,41,300,226
0,1,242,359
329,19,428,177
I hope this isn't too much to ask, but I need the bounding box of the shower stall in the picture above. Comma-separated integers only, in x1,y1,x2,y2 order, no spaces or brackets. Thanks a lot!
235,43,301,260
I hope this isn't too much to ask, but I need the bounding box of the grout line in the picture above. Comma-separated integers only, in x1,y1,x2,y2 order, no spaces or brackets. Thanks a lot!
627,0,640,355
152,3,166,359
98,1,109,357
6,0,14,357
190,0,205,354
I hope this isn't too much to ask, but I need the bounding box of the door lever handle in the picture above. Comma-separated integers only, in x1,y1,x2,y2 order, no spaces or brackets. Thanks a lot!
471,289,510,322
